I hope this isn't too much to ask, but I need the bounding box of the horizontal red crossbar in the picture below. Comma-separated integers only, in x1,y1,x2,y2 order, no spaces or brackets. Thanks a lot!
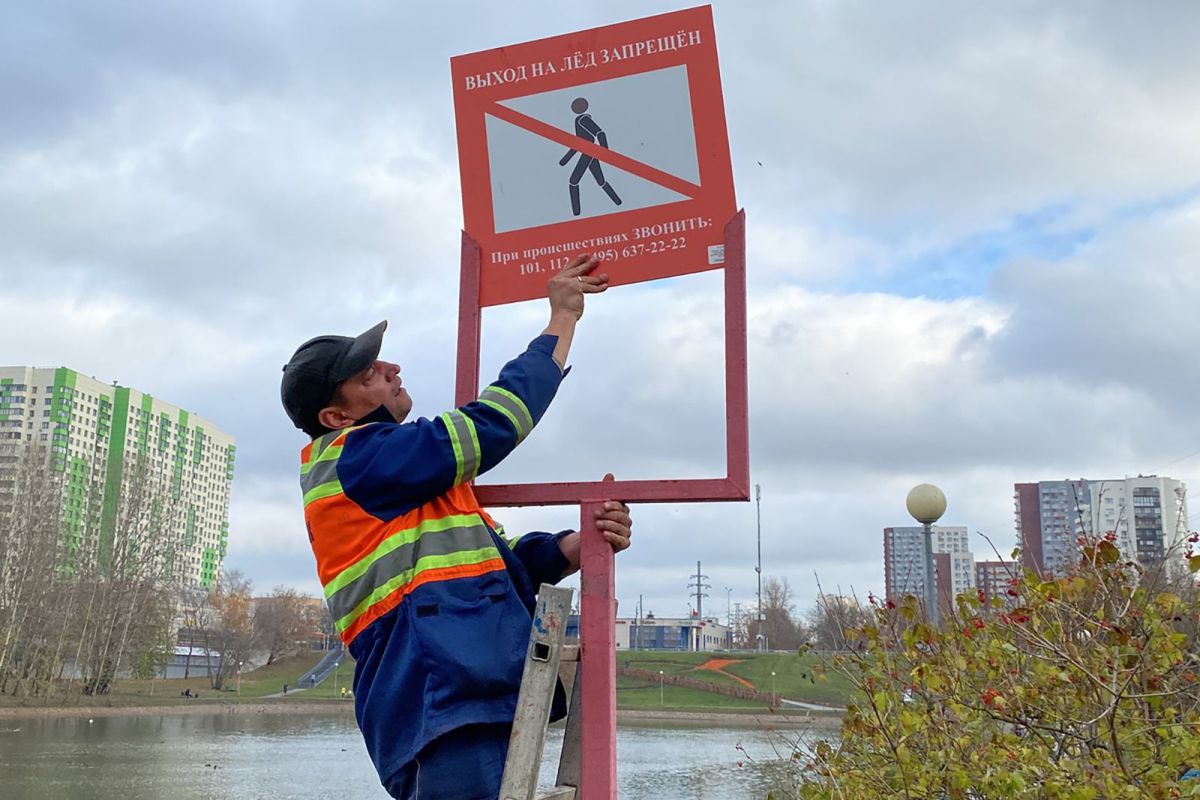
475,477,748,506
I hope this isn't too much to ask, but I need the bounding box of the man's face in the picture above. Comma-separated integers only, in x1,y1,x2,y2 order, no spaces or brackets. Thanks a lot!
330,359,413,424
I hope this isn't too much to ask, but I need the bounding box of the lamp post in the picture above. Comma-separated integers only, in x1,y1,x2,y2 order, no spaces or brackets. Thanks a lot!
771,671,777,707
659,670,665,706
755,484,763,651
237,661,243,697
906,483,948,626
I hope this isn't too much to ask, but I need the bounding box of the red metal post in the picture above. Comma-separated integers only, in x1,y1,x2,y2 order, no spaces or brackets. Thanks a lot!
579,477,617,800
455,231,483,407
723,210,750,497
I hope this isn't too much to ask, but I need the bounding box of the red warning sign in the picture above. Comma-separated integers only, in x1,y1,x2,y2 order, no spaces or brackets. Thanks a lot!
451,6,736,307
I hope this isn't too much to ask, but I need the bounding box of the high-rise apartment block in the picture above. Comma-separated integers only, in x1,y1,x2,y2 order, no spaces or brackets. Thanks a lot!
1089,477,1188,568
0,367,235,587
1015,477,1188,577
883,525,975,605
1014,480,1090,577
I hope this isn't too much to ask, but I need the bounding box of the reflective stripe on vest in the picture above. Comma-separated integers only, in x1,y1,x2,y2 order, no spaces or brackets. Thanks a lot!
478,384,534,443
300,428,353,505
300,427,504,644
438,410,481,486
323,512,499,633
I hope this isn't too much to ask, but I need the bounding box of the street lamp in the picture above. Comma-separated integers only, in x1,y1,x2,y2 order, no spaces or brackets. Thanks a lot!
659,670,664,706
237,661,243,697
755,484,763,652
906,483,947,626
771,671,776,707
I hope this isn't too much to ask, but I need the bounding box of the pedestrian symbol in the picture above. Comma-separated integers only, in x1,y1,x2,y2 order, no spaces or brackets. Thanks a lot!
559,98,622,216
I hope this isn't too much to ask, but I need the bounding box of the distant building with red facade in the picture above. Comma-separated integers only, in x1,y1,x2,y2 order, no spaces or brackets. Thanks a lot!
975,560,1019,602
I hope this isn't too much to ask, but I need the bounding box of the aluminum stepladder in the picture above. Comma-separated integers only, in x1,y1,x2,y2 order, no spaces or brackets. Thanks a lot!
499,584,583,800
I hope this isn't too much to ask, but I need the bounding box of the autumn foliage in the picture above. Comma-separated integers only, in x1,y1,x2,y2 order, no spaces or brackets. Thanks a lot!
793,535,1200,799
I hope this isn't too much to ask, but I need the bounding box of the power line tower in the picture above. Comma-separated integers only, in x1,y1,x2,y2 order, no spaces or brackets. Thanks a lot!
687,561,710,651
732,601,744,647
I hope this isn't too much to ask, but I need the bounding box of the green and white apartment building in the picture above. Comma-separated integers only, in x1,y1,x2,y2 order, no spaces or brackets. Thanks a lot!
0,366,235,588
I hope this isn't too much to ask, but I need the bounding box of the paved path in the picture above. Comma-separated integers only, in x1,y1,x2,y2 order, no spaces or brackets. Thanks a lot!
260,687,310,699
779,698,845,712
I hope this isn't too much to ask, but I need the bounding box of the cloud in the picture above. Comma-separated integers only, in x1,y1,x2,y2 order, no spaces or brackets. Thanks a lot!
2,1,1198,620
988,200,1200,409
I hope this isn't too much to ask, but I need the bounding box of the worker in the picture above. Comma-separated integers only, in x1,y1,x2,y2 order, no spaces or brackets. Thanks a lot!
281,255,634,800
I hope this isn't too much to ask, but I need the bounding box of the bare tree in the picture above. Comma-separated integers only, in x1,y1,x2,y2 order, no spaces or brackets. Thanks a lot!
73,454,186,696
318,605,338,651
0,443,67,697
742,576,808,651
806,591,872,652
204,570,253,690
253,586,314,665
178,585,218,680
0,420,222,703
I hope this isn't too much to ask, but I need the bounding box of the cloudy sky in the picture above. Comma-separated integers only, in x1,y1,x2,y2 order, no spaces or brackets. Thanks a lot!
4,1,1199,622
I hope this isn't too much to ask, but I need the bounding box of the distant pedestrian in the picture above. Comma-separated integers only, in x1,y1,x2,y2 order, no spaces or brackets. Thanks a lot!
283,683,288,695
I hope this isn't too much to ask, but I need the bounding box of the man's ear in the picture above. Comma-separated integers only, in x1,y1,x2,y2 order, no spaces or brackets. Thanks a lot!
317,405,356,431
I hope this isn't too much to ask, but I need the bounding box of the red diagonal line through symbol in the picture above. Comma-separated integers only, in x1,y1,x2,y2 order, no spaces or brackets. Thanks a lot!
485,102,703,200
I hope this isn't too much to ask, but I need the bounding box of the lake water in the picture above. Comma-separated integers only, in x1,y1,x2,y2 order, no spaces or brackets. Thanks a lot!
0,712,805,799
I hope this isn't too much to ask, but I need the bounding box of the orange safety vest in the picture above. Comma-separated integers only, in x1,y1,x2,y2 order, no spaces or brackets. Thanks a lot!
300,425,507,645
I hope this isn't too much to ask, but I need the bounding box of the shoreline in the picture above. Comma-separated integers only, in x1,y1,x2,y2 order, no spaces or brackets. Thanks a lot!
0,700,843,729
617,709,843,730
0,700,355,721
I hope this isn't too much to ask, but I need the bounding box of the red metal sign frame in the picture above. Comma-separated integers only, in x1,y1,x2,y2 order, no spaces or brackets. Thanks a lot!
451,9,746,799
453,208,749,505
453,211,747,799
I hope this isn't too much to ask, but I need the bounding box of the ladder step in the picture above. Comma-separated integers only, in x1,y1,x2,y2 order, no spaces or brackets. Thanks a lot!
534,788,577,800
560,644,579,662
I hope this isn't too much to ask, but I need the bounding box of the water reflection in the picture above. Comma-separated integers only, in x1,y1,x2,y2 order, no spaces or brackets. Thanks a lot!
1,713,801,799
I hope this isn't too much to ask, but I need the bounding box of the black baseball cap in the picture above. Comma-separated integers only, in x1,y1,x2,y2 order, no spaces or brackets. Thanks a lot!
281,321,387,438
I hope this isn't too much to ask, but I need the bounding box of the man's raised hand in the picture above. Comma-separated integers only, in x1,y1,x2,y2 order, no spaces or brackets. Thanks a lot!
547,254,610,321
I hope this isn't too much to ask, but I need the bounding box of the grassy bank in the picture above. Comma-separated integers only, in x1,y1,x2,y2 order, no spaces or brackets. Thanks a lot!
1,648,852,718
0,651,348,710
617,674,765,710
615,651,853,709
